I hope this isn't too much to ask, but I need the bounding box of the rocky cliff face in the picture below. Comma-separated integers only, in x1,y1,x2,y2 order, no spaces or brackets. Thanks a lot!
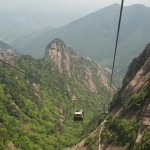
44,39,77,77
112,43,150,124
122,43,150,99
72,43,150,150
0,41,15,66
102,43,150,150
44,38,109,93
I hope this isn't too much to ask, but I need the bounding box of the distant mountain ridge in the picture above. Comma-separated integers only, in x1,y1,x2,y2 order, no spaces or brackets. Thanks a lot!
0,41,13,50
12,4,150,75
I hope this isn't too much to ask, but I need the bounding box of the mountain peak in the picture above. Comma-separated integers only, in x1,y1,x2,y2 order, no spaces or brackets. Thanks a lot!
47,38,66,49
111,42,150,120
44,38,109,92
44,38,78,77
107,3,120,7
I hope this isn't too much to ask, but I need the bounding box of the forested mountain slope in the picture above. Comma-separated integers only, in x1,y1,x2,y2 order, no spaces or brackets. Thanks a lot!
12,4,150,74
72,43,150,150
0,40,110,149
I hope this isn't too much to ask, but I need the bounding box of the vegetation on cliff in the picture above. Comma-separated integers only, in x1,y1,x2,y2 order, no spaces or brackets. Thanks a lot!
101,44,150,150
0,44,109,149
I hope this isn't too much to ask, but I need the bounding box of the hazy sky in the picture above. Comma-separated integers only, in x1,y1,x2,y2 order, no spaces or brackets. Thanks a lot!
1,0,150,27
0,0,150,14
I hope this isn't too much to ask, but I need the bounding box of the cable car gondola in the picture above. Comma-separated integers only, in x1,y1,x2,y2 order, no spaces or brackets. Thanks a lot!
74,109,84,121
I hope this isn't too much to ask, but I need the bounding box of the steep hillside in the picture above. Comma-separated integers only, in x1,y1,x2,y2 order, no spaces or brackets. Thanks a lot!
110,43,150,118
0,40,110,149
102,44,150,150
12,4,150,74
44,38,110,93
72,43,150,150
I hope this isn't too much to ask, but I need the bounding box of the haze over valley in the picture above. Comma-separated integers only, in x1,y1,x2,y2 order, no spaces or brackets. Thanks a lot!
1,3,150,76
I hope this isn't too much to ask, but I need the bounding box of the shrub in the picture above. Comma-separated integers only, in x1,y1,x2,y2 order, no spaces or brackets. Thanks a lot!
122,89,147,115
85,135,94,150
101,116,139,149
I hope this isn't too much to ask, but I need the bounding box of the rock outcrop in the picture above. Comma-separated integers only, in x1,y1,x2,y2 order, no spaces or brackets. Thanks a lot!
44,38,109,93
44,38,77,77
0,41,15,66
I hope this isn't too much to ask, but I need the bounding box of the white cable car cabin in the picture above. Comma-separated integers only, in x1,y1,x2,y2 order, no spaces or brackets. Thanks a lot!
74,109,84,121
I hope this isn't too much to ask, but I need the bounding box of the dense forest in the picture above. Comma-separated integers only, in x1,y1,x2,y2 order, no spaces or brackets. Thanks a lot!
0,49,109,149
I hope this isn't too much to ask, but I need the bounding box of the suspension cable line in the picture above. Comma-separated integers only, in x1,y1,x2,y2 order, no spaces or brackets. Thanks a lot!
108,0,124,103
99,3,125,150
0,59,65,95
